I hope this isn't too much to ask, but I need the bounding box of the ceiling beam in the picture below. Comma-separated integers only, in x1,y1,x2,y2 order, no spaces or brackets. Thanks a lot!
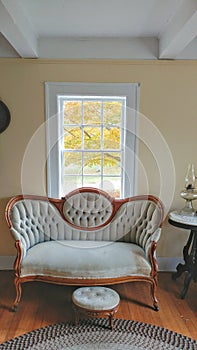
159,0,197,59
0,0,38,58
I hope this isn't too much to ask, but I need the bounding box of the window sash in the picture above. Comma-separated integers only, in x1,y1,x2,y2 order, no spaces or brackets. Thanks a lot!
45,82,139,198
60,95,124,196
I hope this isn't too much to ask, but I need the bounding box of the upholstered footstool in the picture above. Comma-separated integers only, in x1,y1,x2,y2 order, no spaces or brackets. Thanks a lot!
72,286,120,330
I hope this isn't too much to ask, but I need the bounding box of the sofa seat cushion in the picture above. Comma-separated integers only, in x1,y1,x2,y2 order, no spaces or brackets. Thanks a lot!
20,240,152,279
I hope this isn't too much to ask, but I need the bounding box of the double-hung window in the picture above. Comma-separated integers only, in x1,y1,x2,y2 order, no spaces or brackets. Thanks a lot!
45,83,139,198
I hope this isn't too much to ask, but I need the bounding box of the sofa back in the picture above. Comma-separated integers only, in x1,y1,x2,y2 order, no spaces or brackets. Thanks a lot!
63,190,114,228
5,188,164,255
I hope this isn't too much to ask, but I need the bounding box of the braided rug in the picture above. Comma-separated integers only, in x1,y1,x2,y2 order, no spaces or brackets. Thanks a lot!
0,318,196,350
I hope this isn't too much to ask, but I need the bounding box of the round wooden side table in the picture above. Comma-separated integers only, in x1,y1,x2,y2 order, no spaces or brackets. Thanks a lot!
169,211,197,299
72,286,120,330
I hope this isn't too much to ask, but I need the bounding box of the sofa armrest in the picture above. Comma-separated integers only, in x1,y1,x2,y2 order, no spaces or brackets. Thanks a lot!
144,228,161,263
10,228,28,259
144,227,161,260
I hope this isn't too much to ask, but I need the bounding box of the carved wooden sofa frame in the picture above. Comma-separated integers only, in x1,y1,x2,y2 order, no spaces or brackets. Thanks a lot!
5,187,164,311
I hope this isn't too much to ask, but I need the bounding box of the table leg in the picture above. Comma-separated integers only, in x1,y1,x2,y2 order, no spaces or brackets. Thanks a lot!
172,231,193,281
172,230,197,298
180,272,192,299
191,232,197,281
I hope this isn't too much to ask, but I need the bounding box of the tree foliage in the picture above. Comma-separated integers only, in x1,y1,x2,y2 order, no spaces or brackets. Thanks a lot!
63,100,122,171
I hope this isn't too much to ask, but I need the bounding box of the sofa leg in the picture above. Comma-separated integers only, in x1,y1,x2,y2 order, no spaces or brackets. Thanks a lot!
153,302,159,311
151,281,159,311
12,277,22,312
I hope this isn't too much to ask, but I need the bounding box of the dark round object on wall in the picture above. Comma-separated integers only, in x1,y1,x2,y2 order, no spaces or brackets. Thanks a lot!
0,100,11,133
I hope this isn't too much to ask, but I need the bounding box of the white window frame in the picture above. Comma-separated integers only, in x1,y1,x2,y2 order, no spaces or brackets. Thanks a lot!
45,82,140,198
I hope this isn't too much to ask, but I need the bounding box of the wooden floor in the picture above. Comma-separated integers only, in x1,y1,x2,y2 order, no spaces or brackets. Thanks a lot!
0,271,196,343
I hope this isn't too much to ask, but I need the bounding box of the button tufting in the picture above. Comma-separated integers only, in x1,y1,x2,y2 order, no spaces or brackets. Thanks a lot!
72,286,120,311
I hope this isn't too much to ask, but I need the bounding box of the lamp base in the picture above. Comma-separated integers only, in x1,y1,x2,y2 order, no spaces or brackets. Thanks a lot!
180,189,197,216
179,207,197,216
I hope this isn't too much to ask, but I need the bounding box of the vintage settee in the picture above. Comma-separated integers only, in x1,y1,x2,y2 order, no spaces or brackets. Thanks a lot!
5,187,164,311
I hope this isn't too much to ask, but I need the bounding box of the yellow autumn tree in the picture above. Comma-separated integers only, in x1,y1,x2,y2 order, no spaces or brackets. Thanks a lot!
63,100,121,169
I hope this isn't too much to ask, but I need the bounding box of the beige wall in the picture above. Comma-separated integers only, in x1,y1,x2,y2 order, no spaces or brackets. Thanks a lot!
0,58,197,258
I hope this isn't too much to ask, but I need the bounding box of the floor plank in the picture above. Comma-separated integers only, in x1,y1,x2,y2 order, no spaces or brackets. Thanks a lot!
0,271,196,343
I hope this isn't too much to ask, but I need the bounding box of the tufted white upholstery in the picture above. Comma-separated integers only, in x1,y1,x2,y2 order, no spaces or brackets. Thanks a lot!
63,192,113,227
72,287,120,311
9,195,162,260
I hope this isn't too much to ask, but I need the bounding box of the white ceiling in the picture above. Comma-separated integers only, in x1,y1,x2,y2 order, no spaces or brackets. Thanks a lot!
0,0,197,59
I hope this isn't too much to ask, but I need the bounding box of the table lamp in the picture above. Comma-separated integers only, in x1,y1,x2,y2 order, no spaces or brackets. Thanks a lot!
180,164,197,216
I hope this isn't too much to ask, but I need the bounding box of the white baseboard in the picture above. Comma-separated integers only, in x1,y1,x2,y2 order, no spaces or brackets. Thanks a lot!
0,255,183,272
157,257,183,272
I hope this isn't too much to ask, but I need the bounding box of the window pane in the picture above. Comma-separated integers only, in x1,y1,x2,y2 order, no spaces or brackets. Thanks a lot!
83,176,101,188
103,177,121,198
64,152,82,175
103,152,121,175
103,101,122,125
84,152,101,175
84,101,101,124
64,101,82,124
103,127,120,149
64,126,82,149
84,127,101,149
63,175,82,194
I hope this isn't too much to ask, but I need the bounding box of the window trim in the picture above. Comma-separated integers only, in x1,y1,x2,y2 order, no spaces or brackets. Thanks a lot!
45,82,140,198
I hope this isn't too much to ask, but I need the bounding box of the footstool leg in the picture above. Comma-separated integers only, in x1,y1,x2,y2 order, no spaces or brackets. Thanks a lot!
108,310,115,330
109,315,113,330
73,306,79,326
